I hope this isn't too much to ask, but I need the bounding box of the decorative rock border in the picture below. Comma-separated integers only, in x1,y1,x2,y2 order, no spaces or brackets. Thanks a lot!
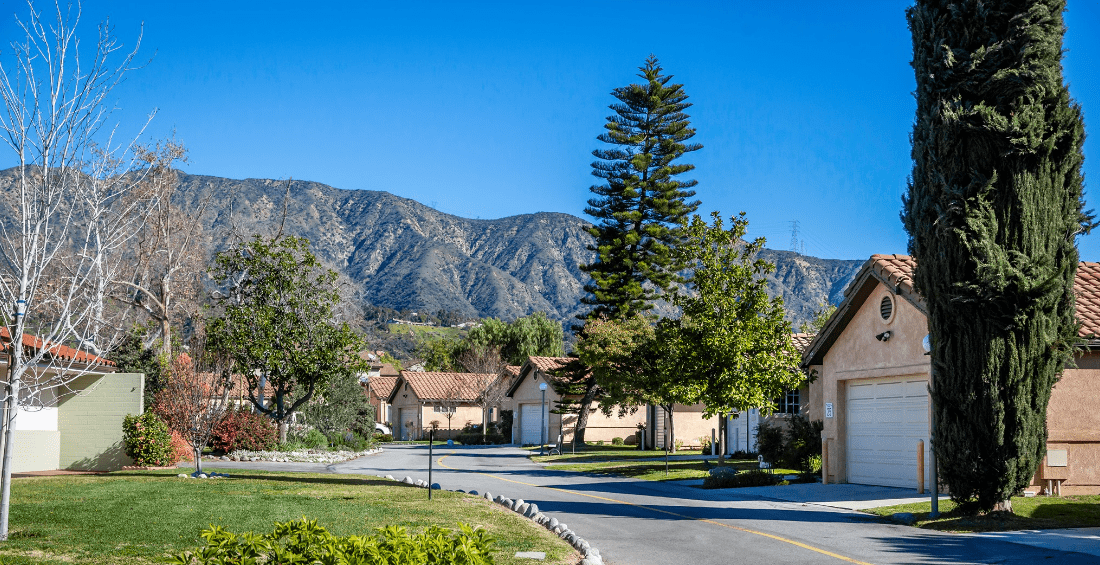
224,447,384,464
121,465,179,471
375,475,603,565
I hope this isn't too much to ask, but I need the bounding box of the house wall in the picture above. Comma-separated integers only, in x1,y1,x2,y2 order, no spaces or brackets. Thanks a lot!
1036,364,1100,494
649,404,720,450
387,387,480,440
58,372,144,471
510,369,644,445
819,281,930,485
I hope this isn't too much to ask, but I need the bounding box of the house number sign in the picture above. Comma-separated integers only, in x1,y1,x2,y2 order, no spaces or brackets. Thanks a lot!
825,403,834,418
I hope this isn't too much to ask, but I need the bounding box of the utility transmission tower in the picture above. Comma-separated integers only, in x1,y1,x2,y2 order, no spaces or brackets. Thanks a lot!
789,220,800,252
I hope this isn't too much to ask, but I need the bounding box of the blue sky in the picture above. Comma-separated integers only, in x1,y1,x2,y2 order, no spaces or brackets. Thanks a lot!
5,1,1100,260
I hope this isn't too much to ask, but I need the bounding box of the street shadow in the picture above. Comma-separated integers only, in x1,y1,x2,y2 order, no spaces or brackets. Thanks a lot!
512,498,886,526
871,531,1096,564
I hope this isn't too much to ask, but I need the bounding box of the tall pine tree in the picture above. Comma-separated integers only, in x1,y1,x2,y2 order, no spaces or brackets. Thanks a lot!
562,56,701,445
904,0,1090,513
580,55,701,319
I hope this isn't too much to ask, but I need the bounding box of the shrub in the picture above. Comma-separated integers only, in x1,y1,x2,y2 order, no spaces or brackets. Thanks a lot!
170,429,193,462
210,409,277,453
611,437,624,446
699,436,713,454
785,415,824,475
329,431,371,451
292,428,329,449
456,433,507,445
702,469,788,489
596,440,605,446
375,433,393,443
755,422,785,466
170,518,496,565
122,412,176,467
498,410,513,436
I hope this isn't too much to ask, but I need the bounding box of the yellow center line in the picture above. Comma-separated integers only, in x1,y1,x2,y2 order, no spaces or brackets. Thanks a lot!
437,453,875,565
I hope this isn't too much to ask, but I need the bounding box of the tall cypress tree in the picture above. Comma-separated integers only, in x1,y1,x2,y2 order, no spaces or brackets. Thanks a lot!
580,55,701,319
903,0,1090,513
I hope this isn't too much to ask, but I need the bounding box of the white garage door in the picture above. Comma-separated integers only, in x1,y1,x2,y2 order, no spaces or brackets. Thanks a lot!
520,403,546,446
398,408,414,441
847,376,932,489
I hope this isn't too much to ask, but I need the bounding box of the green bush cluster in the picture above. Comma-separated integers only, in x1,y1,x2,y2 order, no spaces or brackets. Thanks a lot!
611,437,624,446
456,433,508,445
170,518,496,565
755,415,824,476
375,433,394,443
122,412,176,467
702,469,788,489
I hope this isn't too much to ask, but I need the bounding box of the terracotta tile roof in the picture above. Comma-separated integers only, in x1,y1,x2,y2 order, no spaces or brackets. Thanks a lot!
1075,262,1100,337
230,373,275,400
0,327,115,367
791,333,815,353
379,363,400,377
367,375,399,399
527,356,570,373
803,255,1100,366
503,365,521,378
398,371,496,402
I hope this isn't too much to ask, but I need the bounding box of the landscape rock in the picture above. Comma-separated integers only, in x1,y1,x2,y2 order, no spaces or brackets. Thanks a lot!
483,492,493,501
468,490,478,496
891,512,916,525
580,556,603,565
177,474,187,478
708,466,738,478
585,548,600,558
430,483,441,490
402,477,415,484
548,517,559,529
385,475,395,481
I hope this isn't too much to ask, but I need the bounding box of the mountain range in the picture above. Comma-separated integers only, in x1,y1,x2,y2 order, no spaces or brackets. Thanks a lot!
170,173,865,328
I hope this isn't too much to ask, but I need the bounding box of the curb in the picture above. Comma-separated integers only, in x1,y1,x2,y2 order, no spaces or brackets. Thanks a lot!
378,474,604,565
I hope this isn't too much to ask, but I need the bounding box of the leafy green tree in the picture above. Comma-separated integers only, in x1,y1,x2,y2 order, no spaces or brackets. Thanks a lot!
466,312,564,366
112,326,166,408
904,0,1090,513
302,370,375,439
207,235,368,441
567,56,701,445
798,302,836,335
573,315,697,452
416,336,463,372
666,212,804,462
580,55,701,319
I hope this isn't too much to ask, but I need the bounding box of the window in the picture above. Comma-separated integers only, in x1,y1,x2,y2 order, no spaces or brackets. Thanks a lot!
776,389,800,414
433,405,456,413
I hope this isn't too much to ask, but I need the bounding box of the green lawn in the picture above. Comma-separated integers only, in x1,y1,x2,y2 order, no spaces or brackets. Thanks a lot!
1,469,576,565
529,444,710,463
387,323,466,339
864,495,1100,532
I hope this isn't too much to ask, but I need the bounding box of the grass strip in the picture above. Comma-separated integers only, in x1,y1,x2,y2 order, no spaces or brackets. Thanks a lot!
863,495,1100,532
1,469,576,565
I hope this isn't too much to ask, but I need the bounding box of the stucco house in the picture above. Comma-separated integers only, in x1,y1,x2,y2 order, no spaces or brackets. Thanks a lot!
802,254,1100,494
507,356,646,446
0,330,143,473
387,371,493,440
361,364,400,428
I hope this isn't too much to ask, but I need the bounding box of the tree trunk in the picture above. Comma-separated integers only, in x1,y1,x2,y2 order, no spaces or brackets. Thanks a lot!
194,446,203,475
993,500,1013,513
278,421,289,443
717,414,726,467
160,314,172,359
0,366,21,540
572,377,600,447
665,404,676,453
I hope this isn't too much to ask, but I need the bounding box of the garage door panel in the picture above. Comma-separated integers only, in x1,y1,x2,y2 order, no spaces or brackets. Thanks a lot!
520,404,546,446
847,375,931,489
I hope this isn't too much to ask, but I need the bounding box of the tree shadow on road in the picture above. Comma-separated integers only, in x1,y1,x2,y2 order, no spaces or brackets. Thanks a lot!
869,531,1095,564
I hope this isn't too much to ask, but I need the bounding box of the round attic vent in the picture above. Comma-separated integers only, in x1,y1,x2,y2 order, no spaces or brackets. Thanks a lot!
880,295,894,322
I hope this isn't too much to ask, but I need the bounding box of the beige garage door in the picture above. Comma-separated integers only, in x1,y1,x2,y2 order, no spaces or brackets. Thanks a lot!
846,376,932,489
398,408,414,441
520,403,546,446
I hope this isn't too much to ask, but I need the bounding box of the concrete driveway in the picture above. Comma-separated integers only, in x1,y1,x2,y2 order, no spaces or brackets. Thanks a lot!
327,444,1099,565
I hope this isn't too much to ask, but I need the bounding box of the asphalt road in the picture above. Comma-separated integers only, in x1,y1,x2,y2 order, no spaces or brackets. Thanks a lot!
331,444,1099,565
